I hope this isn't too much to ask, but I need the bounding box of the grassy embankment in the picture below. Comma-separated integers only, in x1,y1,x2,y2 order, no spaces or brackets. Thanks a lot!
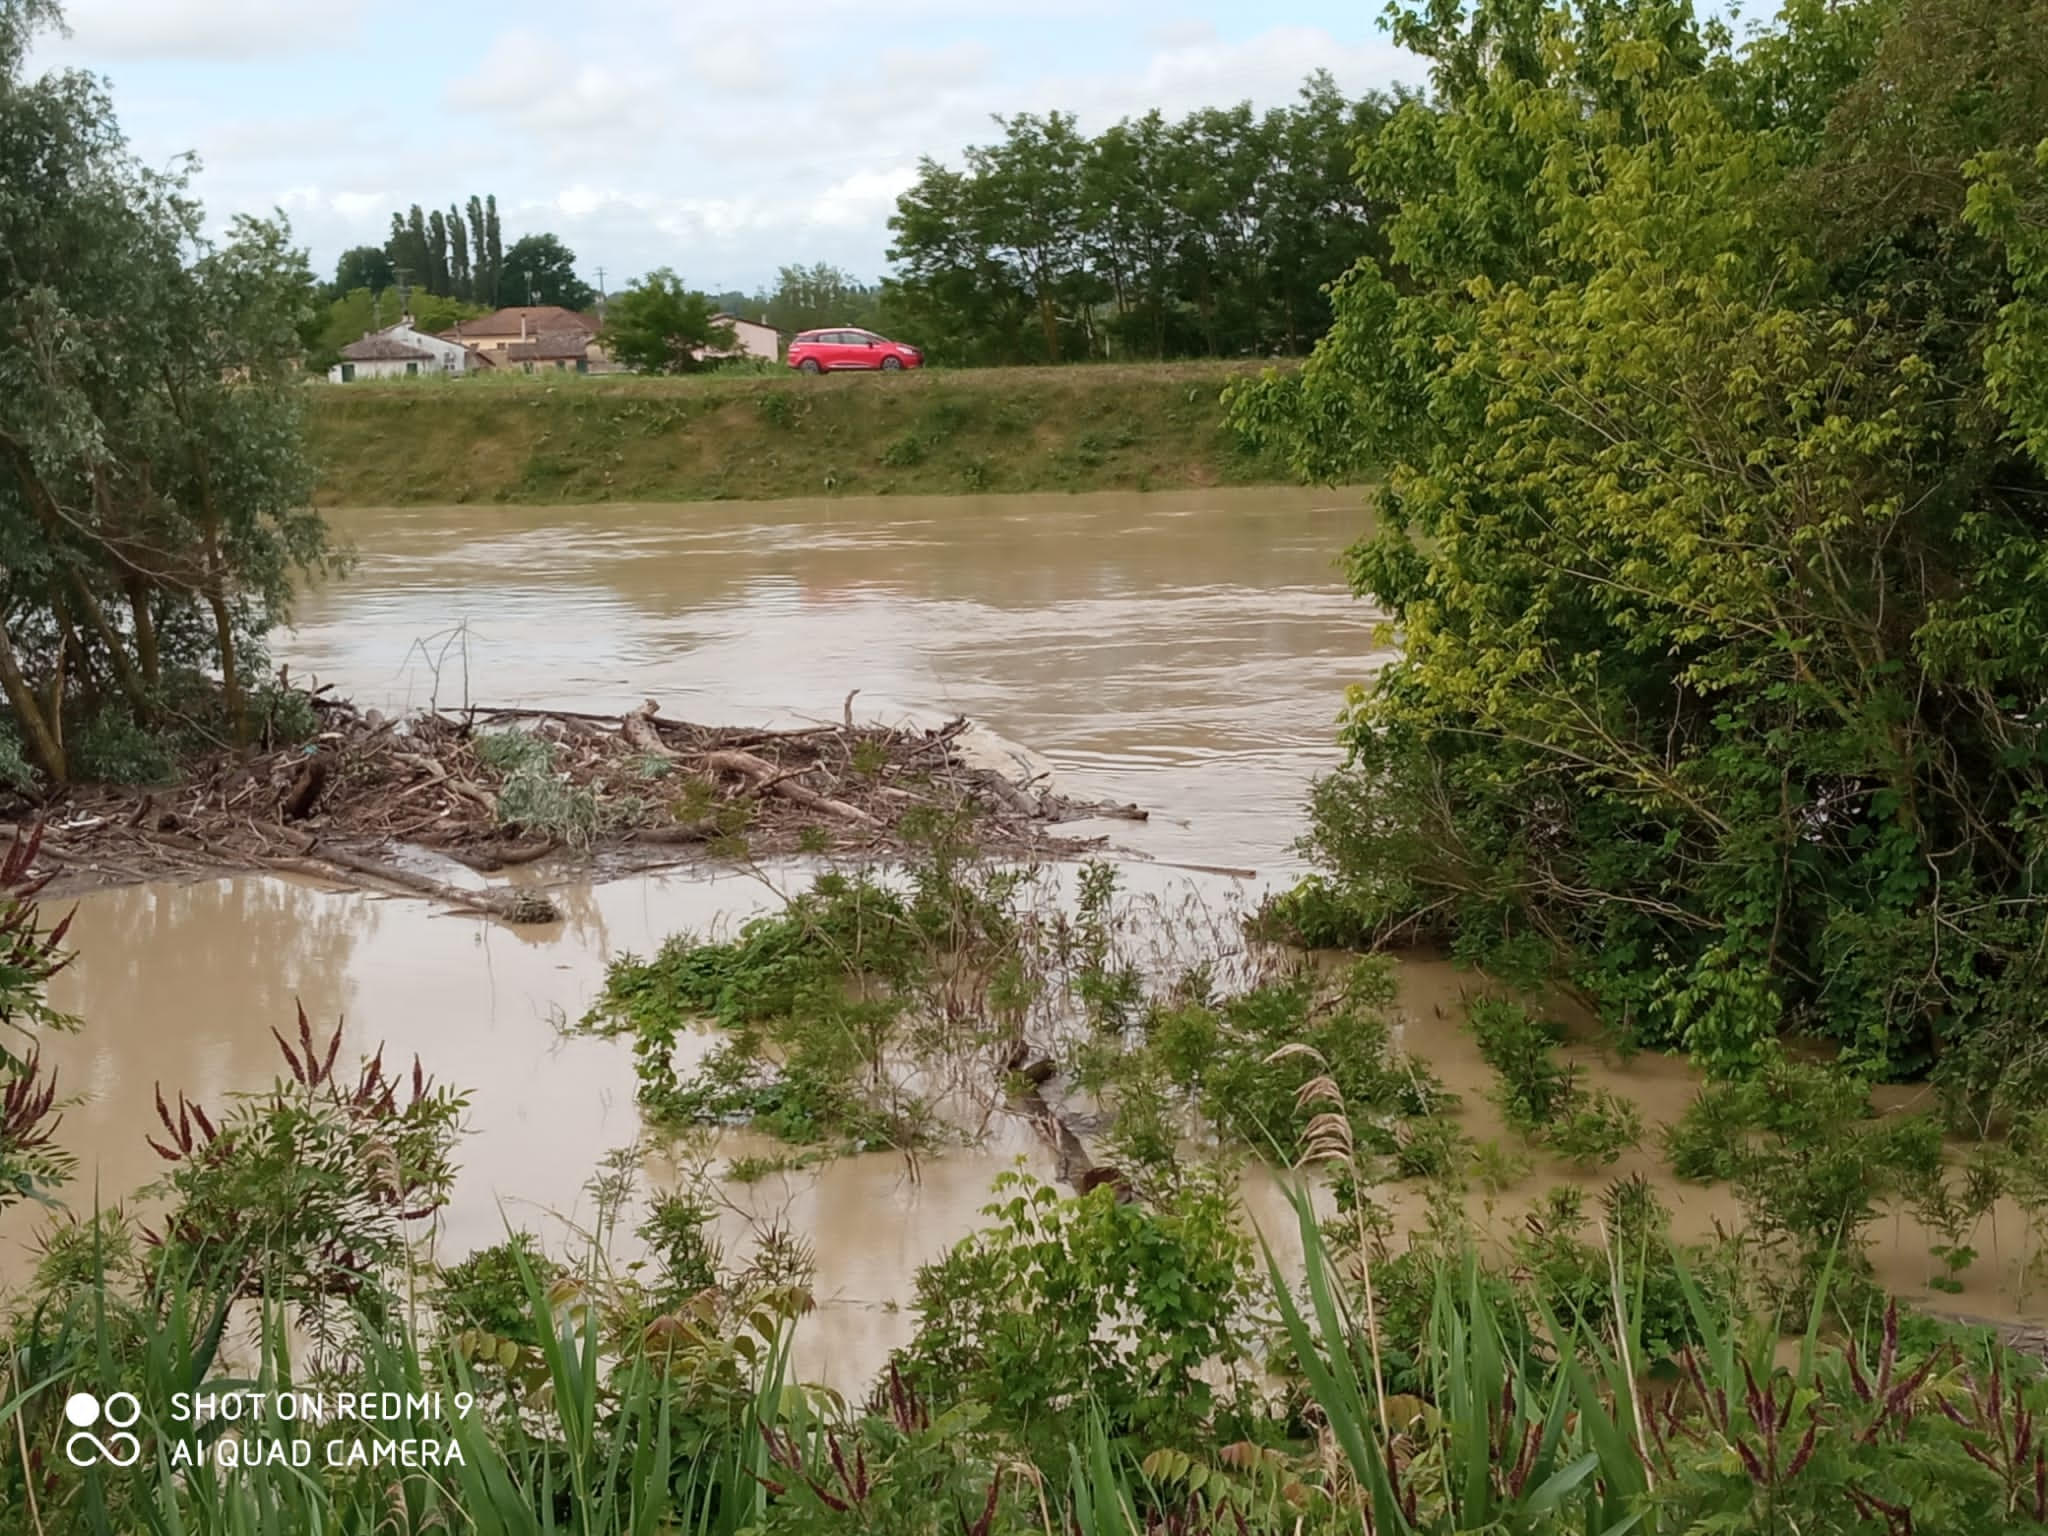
306,361,1295,506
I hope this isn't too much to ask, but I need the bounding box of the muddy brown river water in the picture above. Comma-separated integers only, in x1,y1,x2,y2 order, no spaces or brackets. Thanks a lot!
285,487,1378,871
6,487,2038,1385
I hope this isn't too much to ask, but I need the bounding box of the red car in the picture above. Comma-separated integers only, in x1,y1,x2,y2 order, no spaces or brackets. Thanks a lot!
787,328,924,372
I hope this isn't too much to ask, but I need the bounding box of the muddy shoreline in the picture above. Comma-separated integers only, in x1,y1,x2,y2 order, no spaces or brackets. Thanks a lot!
6,694,1147,914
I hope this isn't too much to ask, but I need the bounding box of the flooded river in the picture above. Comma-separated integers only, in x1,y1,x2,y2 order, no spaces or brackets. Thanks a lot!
11,487,1393,1383
285,487,1380,870
9,487,2035,1385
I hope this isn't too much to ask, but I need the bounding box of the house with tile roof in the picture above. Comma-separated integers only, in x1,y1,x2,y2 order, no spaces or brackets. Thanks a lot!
328,321,472,382
442,306,613,373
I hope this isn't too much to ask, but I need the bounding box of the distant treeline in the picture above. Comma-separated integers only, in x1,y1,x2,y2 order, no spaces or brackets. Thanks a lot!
708,263,883,336
883,71,1396,365
328,195,595,313
311,70,1400,368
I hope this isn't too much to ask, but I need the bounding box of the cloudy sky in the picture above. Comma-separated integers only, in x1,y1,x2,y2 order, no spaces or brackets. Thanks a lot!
30,0,1426,295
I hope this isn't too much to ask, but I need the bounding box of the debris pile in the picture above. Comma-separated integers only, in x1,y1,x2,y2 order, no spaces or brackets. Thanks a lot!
11,695,1146,922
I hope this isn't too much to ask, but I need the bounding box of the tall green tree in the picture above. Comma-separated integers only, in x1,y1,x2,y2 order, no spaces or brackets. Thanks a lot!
331,243,393,299
758,262,881,335
484,194,502,305
426,208,450,295
1233,0,2048,1099
0,0,333,776
599,270,735,373
447,201,470,299
887,82,1396,365
500,232,594,310
384,207,428,300
888,159,1033,364
466,195,491,304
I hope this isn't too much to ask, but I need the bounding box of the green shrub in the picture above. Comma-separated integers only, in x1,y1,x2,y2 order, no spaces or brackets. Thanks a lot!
896,1167,1259,1454
1466,998,1572,1132
1544,1087,1644,1170
251,683,320,747
1229,0,2048,1086
880,432,926,467
72,706,174,783
437,1232,559,1345
0,723,33,791
1143,960,1446,1164
475,727,616,847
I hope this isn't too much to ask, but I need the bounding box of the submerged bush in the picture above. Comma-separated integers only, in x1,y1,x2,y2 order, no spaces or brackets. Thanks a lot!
896,1167,1261,1455
1134,958,1449,1166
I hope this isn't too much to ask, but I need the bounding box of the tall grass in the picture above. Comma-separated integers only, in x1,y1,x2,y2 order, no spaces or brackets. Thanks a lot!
2,1237,787,1536
9,1180,2048,1534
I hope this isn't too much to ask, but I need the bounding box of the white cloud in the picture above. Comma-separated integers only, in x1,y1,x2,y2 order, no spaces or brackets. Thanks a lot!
879,41,993,90
330,190,386,220
60,0,361,57
810,165,919,228
695,35,782,95
445,30,663,139
1145,19,1218,49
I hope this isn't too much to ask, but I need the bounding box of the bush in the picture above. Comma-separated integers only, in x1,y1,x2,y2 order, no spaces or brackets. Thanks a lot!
896,1167,1259,1454
71,706,175,784
1466,998,1571,1132
1229,0,2048,1084
0,724,31,792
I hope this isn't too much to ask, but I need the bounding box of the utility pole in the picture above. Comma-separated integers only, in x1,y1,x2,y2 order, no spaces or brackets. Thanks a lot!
525,269,535,306
594,265,607,324
392,266,413,325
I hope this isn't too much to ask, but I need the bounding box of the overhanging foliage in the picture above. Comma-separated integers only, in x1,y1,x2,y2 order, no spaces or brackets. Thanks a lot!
1235,0,2048,1092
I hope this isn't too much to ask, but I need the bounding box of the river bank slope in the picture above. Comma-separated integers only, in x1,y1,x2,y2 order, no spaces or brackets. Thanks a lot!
306,361,1296,506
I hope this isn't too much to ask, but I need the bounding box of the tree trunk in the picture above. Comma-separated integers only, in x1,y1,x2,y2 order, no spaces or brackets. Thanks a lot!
0,619,64,782
44,631,66,762
48,592,94,716
201,517,245,744
1036,265,1060,363
63,568,152,718
126,576,160,687
5,451,152,715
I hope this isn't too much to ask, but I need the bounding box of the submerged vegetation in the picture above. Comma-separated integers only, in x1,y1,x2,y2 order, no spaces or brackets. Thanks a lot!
10,823,2048,1532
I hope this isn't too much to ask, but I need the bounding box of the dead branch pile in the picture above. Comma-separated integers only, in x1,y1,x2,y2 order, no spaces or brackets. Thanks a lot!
7,696,1146,924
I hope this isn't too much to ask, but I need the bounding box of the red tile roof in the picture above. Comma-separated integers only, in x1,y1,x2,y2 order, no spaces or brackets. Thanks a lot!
455,305,598,339
505,333,590,362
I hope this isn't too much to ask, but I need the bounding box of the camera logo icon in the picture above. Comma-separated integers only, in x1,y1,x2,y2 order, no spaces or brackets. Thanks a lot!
63,1391,143,1468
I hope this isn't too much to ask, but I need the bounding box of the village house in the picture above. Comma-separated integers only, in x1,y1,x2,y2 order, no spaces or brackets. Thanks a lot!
442,305,613,373
328,320,472,382
699,313,781,364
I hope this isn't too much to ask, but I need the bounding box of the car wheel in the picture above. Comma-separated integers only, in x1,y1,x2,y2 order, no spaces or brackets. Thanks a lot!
880,356,903,371
799,358,822,374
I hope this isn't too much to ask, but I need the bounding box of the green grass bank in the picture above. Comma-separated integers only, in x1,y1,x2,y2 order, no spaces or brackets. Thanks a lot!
306,361,1296,506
